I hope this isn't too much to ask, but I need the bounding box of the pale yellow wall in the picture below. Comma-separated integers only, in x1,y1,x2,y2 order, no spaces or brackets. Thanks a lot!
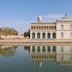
56,31,72,39
56,46,72,54
56,46,72,62
56,21,72,39
56,21,72,30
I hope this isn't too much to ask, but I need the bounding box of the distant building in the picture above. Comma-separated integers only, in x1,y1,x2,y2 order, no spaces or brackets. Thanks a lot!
30,15,72,39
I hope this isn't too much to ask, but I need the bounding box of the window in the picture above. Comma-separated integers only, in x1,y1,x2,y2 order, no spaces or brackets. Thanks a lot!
61,24,64,30
32,33,35,39
32,46,35,52
53,46,56,52
42,33,45,39
42,46,45,52
37,46,40,52
31,26,33,29
37,33,40,39
61,32,64,38
53,33,56,38
47,46,51,52
47,33,51,39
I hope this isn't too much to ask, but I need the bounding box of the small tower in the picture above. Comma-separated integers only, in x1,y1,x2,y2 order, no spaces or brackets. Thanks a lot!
37,16,43,22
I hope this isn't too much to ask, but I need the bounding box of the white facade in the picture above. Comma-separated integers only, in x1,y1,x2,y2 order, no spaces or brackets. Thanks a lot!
27,45,72,64
30,15,72,40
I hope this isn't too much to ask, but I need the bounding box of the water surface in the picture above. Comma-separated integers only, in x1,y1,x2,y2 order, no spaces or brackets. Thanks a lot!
0,44,72,72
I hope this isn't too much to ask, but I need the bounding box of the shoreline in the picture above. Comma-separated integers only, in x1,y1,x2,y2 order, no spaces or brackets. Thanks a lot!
0,39,72,43
0,39,72,46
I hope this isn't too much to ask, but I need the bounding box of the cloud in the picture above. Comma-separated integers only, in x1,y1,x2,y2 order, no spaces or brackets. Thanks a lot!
43,14,65,22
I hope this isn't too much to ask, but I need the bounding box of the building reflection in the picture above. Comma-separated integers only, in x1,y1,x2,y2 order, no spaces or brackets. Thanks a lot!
24,45,72,66
0,45,17,57
56,46,72,65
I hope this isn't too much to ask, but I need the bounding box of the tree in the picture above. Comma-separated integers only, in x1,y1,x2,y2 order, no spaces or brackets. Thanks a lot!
0,27,18,35
24,29,30,38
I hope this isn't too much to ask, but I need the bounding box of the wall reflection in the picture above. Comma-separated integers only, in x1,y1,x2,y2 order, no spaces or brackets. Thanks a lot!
0,45,17,57
24,45,72,66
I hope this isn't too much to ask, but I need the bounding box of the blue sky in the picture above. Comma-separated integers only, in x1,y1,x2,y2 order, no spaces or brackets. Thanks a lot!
0,0,72,34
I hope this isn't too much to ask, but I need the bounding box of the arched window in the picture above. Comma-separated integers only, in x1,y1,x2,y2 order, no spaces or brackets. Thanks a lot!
42,46,45,52
61,32,64,38
47,33,51,39
37,46,40,52
42,33,45,39
61,24,64,30
32,33,35,39
47,46,51,52
53,33,56,38
53,46,56,52
52,26,53,29
47,26,48,29
37,33,40,39
32,46,35,52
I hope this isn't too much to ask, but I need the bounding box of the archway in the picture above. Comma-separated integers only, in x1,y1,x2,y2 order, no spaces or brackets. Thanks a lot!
32,33,35,39
37,33,40,39
42,33,45,39
47,33,51,39
53,33,56,39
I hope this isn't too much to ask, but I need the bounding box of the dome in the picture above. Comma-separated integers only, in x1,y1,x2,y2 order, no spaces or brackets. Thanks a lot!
37,16,43,22
57,15,72,22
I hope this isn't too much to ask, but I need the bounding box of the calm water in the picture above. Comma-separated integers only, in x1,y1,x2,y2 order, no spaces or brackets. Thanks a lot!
0,44,72,72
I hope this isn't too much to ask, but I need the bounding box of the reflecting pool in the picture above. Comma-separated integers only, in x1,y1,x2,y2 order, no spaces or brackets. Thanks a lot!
0,44,72,72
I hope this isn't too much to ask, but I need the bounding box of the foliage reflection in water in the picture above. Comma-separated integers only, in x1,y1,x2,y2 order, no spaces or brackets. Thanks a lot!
0,44,72,72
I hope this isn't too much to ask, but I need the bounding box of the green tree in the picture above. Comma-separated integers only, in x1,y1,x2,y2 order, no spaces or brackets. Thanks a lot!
24,29,30,38
0,27,18,35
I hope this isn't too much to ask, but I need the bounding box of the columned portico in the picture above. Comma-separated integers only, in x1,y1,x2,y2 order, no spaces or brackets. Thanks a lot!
30,45,56,54
30,15,72,40
31,32,56,39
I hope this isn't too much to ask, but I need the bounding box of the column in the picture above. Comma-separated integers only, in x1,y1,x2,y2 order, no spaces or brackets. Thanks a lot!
51,46,53,53
35,46,37,53
35,32,37,39
40,32,42,39
30,46,33,53
40,46,43,53
45,46,48,53
51,32,53,39
46,32,47,39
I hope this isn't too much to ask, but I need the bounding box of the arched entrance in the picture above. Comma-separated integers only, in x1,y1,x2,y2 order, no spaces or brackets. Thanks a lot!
32,33,35,39
42,33,45,39
53,33,56,39
47,33,51,39
37,33,40,39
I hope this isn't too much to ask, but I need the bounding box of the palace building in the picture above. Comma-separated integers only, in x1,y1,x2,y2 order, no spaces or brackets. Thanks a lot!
30,15,72,40
25,45,72,65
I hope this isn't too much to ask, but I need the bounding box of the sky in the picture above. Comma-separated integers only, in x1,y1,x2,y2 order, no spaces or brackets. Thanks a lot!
0,0,72,34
